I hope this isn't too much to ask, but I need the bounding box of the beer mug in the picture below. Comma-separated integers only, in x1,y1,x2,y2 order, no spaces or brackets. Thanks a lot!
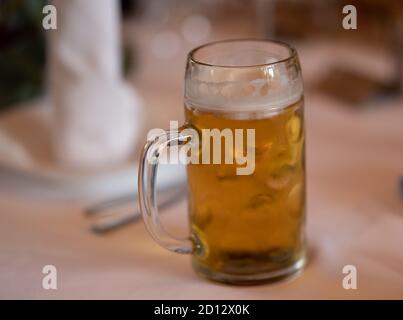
139,40,306,284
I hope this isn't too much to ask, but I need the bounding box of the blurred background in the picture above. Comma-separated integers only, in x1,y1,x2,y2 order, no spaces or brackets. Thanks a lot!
0,0,402,195
0,0,402,299
1,0,402,108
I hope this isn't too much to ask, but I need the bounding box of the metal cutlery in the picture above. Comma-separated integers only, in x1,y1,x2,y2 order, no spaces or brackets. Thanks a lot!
85,183,187,234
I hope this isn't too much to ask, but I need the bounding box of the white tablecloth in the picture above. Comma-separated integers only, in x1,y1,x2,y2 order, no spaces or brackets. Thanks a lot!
1,91,402,299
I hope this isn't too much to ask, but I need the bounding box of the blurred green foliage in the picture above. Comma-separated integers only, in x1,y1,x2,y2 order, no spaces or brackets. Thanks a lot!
0,0,47,110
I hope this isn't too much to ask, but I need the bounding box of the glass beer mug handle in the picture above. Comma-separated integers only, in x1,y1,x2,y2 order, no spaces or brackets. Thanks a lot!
138,130,193,254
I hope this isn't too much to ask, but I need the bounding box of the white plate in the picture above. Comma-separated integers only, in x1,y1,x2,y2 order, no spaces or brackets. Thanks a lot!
0,101,186,198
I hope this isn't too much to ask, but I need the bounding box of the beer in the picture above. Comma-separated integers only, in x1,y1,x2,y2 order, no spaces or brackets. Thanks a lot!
185,98,306,282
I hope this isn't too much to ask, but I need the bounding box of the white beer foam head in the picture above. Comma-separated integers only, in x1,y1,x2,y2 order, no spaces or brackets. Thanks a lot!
185,41,303,114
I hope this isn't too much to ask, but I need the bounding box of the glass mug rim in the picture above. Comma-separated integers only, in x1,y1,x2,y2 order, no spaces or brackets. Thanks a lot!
188,38,297,69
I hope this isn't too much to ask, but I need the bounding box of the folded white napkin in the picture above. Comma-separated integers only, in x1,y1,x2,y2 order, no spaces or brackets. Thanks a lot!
49,0,143,169
53,79,143,168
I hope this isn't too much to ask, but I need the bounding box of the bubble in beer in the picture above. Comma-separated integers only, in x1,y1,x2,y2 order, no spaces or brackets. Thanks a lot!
274,144,300,166
287,114,302,143
217,164,237,180
288,183,303,217
266,165,295,190
248,194,275,209
254,141,273,158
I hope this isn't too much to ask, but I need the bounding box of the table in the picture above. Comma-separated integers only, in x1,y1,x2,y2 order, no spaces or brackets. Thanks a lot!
1,38,403,299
